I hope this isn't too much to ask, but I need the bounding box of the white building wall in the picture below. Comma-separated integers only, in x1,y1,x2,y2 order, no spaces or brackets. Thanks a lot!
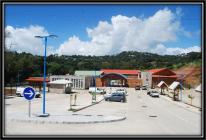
49,75,85,89
141,72,152,88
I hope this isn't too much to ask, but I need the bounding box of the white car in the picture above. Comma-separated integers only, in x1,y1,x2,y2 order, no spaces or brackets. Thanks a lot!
16,87,41,98
149,90,160,97
88,87,106,94
104,92,113,98
116,88,128,96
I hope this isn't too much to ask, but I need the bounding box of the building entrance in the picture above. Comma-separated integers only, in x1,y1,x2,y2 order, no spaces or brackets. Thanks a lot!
100,73,128,87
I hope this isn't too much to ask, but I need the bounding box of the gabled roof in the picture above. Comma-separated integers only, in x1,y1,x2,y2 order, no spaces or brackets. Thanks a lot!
195,84,201,92
25,77,50,82
169,81,184,90
148,68,176,75
101,69,140,75
75,70,102,76
148,68,167,74
157,81,169,88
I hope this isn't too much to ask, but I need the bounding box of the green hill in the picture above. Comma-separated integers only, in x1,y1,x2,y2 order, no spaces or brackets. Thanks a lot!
4,51,202,85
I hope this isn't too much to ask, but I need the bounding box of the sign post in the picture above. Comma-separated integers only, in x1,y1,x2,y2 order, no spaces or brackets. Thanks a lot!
29,101,31,117
23,87,36,117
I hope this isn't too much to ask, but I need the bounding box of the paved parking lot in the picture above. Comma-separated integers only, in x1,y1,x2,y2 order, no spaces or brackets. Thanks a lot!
4,88,202,136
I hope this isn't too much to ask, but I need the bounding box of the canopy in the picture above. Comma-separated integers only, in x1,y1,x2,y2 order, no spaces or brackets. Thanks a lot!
100,73,127,79
49,79,72,85
157,81,168,88
195,84,201,92
169,81,184,90
26,77,50,82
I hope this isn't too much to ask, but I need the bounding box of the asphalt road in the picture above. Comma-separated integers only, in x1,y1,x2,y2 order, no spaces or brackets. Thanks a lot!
4,88,202,136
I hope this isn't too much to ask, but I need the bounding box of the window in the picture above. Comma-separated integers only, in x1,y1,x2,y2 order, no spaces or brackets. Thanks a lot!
73,79,76,88
80,80,83,88
78,79,81,88
76,79,78,88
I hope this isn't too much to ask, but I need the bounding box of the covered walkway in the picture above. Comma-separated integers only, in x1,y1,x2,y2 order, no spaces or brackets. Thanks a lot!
25,77,50,91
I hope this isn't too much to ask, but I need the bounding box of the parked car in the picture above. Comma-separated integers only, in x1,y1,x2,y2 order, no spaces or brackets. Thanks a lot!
103,92,112,98
88,87,106,94
116,88,128,96
135,86,141,90
148,90,160,97
141,86,147,90
104,92,126,102
16,87,41,98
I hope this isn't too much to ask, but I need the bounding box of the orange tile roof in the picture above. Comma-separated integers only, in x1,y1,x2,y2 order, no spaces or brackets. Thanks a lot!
101,69,140,75
147,68,167,74
25,77,50,82
152,75,178,78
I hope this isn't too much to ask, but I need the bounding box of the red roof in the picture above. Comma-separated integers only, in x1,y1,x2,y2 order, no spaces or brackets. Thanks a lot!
25,77,50,82
101,69,139,75
152,75,178,78
147,68,167,74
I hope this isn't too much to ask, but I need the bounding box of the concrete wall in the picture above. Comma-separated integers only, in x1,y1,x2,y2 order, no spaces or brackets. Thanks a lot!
49,84,72,94
49,88,65,94
49,84,65,94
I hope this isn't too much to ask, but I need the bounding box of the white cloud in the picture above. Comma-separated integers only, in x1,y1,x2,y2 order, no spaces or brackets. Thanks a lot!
153,44,200,55
5,8,200,56
5,25,55,56
58,8,199,56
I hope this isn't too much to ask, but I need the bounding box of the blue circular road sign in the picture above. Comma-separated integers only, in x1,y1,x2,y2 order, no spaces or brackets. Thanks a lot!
23,87,36,100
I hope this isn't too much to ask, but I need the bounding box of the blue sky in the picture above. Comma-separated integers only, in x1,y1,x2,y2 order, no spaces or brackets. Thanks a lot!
5,4,202,56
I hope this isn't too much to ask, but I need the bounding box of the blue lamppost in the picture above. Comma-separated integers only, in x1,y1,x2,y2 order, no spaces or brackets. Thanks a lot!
94,70,96,102
35,34,57,117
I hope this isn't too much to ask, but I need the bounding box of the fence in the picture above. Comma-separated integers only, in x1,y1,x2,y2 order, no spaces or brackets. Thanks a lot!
4,82,29,96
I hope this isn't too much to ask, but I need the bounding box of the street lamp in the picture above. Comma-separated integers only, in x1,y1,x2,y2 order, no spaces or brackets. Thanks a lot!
16,70,22,88
94,70,97,103
35,34,57,117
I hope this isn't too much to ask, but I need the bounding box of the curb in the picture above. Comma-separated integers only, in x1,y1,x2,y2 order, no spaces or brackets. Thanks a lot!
72,98,105,112
163,94,201,109
9,116,126,124
160,95,201,112
182,101,202,109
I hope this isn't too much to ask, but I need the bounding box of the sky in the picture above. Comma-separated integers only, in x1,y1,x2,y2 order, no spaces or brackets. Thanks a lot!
4,4,202,56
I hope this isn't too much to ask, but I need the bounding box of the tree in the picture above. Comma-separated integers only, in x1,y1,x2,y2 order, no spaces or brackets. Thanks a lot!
188,94,195,105
4,51,202,85
48,62,61,75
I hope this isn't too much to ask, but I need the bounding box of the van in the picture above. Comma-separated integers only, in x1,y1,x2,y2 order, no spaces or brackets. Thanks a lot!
16,87,41,98
88,87,106,94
